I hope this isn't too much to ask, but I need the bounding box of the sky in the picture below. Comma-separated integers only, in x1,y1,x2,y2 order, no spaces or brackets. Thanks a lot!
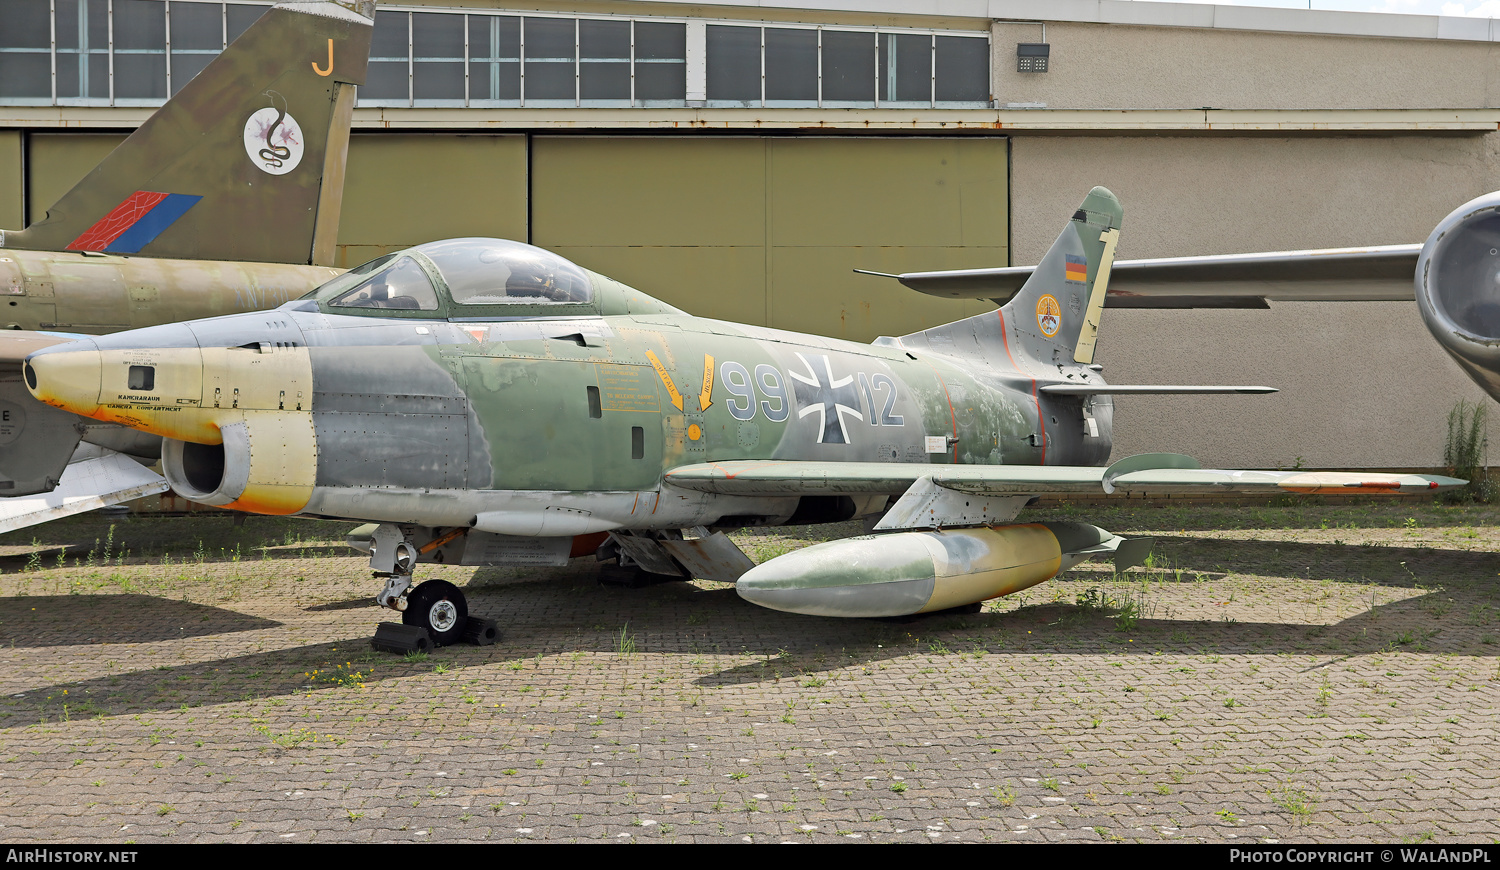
1138,0,1500,15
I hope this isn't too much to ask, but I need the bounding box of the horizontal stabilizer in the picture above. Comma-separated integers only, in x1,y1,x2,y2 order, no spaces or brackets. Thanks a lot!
0,449,167,535
1039,384,1277,395
861,244,1421,307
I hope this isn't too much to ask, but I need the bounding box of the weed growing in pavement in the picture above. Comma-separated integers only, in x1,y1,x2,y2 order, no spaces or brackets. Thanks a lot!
1271,783,1315,820
305,662,370,689
616,623,637,657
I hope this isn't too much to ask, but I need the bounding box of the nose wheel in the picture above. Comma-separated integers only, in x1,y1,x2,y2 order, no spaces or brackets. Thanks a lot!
366,525,495,651
403,579,468,646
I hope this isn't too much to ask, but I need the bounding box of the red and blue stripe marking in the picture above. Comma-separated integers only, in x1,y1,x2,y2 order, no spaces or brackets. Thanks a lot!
66,191,203,254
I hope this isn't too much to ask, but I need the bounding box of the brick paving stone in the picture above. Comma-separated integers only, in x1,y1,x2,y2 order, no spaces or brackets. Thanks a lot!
1,507,1498,842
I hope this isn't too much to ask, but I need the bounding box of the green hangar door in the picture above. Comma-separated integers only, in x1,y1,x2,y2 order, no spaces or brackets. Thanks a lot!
530,136,1008,343
335,134,530,268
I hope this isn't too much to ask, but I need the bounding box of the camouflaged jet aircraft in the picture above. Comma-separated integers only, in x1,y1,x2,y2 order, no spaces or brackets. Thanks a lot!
20,187,1463,644
863,192,1500,408
0,0,372,532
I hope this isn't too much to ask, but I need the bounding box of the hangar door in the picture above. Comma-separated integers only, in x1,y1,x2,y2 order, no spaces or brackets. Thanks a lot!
24,133,126,228
531,136,1007,343
334,134,528,267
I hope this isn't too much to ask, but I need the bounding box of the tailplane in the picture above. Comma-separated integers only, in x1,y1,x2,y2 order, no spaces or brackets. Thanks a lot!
0,0,373,266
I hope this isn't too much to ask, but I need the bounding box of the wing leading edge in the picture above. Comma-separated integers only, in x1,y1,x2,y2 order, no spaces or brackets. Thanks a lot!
663,455,1462,498
866,244,1421,308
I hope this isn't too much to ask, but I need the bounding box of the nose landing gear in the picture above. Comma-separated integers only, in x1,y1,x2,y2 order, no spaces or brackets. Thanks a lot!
403,578,467,646
366,524,497,652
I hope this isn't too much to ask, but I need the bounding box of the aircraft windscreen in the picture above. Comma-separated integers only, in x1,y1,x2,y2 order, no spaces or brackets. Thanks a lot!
418,238,593,305
328,256,440,311
300,252,399,301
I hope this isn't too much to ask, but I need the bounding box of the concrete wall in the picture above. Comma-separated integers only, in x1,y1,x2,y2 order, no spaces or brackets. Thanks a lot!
992,20,1500,110
1011,132,1500,468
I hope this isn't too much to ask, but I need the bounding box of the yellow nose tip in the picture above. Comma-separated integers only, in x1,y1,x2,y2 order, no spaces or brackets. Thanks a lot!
24,345,103,417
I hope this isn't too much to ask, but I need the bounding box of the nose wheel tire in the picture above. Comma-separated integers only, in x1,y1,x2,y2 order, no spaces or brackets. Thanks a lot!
402,579,468,646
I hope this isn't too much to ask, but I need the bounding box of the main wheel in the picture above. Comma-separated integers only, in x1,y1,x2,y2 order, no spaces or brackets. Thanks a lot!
403,579,468,646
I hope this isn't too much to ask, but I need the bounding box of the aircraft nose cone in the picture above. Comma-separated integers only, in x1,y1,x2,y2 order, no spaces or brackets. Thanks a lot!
24,338,103,417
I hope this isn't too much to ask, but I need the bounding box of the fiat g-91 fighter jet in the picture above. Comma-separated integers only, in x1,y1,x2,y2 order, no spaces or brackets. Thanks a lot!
22,188,1462,644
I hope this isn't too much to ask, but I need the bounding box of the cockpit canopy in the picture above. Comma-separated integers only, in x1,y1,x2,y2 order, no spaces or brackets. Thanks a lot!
422,239,593,305
299,238,607,318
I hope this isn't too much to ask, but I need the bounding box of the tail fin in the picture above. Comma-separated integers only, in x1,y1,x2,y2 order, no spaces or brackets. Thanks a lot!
1,0,373,266
1000,186,1123,366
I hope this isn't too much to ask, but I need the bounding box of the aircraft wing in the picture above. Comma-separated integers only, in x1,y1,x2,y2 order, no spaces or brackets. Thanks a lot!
863,244,1421,308
663,455,1461,497
0,331,81,366
0,445,167,535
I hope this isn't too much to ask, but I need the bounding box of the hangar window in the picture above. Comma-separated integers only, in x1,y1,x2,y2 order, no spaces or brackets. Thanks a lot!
706,26,760,106
765,28,818,104
365,9,413,102
169,1,226,95
0,6,984,110
468,15,521,103
0,0,51,101
705,22,989,109
634,22,686,106
413,12,465,105
367,11,688,108
114,0,168,101
821,31,875,104
580,20,631,102
524,17,577,104
1,0,270,106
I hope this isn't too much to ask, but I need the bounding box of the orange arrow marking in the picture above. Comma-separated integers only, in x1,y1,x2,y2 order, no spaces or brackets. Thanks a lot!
700,354,715,411
645,350,683,411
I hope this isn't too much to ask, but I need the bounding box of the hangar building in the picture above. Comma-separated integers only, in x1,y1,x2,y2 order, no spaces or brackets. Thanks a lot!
2,0,1498,470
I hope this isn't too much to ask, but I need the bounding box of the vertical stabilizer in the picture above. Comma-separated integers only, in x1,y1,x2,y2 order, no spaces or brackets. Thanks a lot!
1,0,372,266
999,187,1123,367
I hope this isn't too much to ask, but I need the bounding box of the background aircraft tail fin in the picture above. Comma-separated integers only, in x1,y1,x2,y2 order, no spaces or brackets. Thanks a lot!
1,0,372,266
898,186,1122,370
997,186,1123,367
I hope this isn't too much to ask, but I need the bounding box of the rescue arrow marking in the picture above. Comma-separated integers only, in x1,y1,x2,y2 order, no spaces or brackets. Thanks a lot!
646,350,684,411
700,354,715,411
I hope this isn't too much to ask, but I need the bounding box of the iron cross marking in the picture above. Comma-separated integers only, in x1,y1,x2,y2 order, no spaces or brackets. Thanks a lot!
789,353,865,444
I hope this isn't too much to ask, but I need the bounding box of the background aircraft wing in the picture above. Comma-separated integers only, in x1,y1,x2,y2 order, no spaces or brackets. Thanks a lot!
0,331,80,365
0,446,167,535
664,456,1460,497
1,332,166,518
865,244,1421,308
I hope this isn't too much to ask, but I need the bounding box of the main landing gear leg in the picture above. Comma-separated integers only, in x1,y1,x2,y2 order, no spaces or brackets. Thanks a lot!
368,524,496,652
